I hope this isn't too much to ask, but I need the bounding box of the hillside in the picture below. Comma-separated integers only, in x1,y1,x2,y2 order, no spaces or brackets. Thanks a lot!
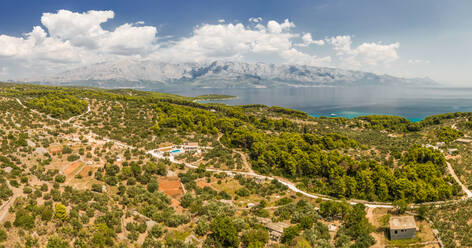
17,60,437,89
1,83,471,247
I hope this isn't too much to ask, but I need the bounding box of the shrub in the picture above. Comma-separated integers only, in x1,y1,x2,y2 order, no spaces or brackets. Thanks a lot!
54,175,66,183
46,236,68,248
67,154,80,162
54,203,68,221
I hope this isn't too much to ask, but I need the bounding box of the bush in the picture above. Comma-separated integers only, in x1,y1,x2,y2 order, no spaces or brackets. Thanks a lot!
210,216,239,247
281,226,299,244
23,187,33,194
54,175,66,183
54,203,68,221
236,188,250,197
67,154,80,162
241,229,269,248
47,236,68,248
91,184,102,192
0,228,6,242
14,209,35,230
149,224,163,238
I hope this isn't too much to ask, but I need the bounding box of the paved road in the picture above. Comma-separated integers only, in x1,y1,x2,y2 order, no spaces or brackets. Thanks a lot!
447,161,472,198
148,150,395,208
0,181,22,223
15,97,472,209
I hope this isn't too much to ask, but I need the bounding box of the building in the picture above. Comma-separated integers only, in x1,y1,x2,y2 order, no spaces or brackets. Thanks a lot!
184,142,199,151
246,203,256,208
436,141,446,147
389,216,417,240
257,218,290,241
448,148,458,155
456,138,472,144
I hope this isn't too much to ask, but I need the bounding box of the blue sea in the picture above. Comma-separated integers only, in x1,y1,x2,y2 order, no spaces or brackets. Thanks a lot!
160,86,472,122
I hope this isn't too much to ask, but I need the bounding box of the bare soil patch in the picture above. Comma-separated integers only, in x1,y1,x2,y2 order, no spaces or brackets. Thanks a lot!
159,177,184,198
64,161,83,177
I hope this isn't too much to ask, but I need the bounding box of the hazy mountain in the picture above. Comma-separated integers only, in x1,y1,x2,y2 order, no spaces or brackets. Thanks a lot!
18,60,437,89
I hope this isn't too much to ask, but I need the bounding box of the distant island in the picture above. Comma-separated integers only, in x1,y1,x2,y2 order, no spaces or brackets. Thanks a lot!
194,94,237,101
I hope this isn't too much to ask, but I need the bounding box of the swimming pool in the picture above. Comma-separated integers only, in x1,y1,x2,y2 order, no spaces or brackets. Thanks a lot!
170,149,181,154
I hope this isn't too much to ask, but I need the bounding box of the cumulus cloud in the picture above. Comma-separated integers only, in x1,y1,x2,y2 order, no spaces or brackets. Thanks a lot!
267,19,295,33
150,20,330,67
296,33,325,47
0,10,402,79
326,35,400,69
249,17,262,23
41,10,157,55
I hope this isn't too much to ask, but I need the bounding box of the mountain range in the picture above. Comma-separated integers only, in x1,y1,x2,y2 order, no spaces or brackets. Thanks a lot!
18,60,437,89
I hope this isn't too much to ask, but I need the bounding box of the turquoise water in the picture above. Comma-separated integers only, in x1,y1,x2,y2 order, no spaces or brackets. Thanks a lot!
170,149,181,153
160,86,472,122
309,111,424,122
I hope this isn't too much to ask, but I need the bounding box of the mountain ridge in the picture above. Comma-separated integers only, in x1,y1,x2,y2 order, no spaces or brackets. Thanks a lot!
17,60,437,89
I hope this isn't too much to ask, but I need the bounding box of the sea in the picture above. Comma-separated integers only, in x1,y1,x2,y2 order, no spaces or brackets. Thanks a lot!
160,86,472,122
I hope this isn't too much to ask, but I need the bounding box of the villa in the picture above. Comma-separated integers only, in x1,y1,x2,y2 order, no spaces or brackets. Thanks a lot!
257,217,290,241
184,142,199,151
389,216,417,240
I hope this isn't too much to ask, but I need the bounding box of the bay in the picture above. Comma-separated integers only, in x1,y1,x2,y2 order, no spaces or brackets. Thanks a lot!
158,86,472,122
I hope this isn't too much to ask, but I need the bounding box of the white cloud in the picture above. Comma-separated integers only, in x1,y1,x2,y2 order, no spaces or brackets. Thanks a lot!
326,35,400,69
267,19,295,33
40,10,157,55
0,10,402,79
150,20,330,67
249,17,262,23
296,33,325,47
41,10,114,49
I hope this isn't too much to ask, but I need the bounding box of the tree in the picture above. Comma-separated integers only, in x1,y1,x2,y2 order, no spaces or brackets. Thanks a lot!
281,226,299,244
47,236,68,248
393,199,408,214
241,228,269,248
343,204,374,246
149,224,163,238
0,228,6,242
92,223,116,247
13,209,35,230
55,203,68,221
151,123,161,134
417,205,428,220
195,219,210,236
55,174,66,183
181,193,194,208
39,205,53,221
210,216,239,248
294,238,312,248
147,179,159,193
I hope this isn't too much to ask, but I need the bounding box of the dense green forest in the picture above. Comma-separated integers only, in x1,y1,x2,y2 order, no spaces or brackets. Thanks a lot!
26,93,88,119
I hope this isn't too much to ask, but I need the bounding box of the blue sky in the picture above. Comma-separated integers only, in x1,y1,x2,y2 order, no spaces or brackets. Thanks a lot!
0,0,471,84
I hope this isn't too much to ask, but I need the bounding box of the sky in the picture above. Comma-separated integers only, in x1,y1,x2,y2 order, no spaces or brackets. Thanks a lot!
0,0,471,84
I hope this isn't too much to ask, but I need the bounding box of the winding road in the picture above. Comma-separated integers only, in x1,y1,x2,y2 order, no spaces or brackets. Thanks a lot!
447,161,472,198
13,98,472,209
